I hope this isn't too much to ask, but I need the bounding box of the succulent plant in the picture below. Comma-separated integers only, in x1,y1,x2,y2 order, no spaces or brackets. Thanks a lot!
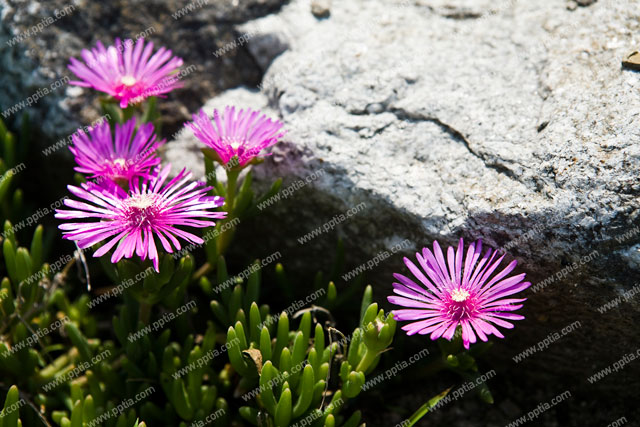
0,35,504,425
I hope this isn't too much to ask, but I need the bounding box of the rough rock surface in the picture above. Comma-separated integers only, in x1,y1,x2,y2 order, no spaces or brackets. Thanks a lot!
167,0,640,425
0,0,285,141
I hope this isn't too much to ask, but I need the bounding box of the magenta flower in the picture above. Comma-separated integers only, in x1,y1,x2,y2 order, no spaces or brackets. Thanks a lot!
55,166,226,271
68,38,184,108
69,117,163,184
388,239,530,349
187,107,286,167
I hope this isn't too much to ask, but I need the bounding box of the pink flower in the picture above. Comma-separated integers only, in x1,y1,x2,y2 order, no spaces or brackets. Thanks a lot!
187,107,285,167
69,117,163,184
55,165,226,271
388,239,530,349
68,38,184,108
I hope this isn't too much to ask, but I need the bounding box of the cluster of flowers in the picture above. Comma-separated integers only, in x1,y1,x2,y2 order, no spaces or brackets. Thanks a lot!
56,38,285,271
57,38,531,350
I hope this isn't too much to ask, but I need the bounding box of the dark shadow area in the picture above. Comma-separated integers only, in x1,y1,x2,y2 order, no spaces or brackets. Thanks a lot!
233,155,640,426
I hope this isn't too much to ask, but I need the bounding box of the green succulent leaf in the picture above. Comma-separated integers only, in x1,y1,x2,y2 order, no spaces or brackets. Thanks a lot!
404,388,451,427
64,322,92,363
292,364,314,417
259,361,278,415
274,387,292,427
0,385,20,427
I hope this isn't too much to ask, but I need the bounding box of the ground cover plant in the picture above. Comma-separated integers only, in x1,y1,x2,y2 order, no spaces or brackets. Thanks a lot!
0,37,533,427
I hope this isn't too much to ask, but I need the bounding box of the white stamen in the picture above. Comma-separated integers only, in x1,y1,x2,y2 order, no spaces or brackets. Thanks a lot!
224,136,244,150
121,76,137,86
451,288,470,302
127,194,157,210
112,158,127,168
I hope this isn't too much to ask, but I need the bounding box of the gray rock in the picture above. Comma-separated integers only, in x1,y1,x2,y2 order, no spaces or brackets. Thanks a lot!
236,0,318,70
166,0,640,423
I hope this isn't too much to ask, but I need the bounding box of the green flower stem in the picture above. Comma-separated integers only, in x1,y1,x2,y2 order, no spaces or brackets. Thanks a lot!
121,104,136,123
355,348,378,373
225,168,240,211
404,388,451,427
216,168,240,256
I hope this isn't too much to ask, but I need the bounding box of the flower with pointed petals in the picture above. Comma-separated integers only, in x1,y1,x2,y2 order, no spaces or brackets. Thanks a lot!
55,165,226,271
187,107,286,167
388,239,530,349
69,117,164,184
68,38,184,108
